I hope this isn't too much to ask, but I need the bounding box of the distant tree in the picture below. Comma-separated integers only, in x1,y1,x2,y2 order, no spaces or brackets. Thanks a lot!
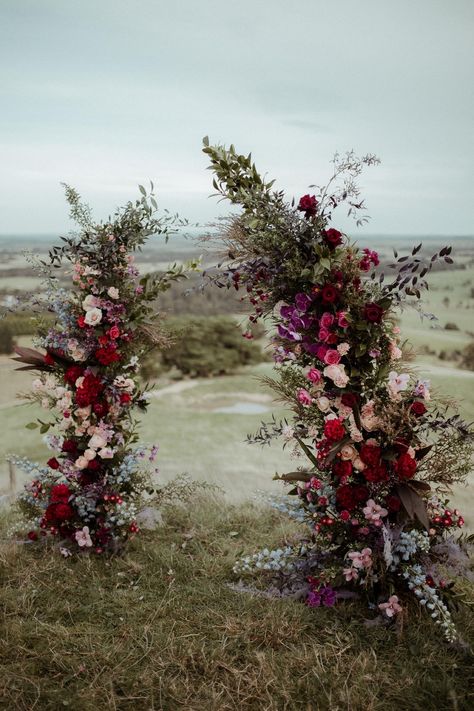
0,322,14,354
140,316,266,379
444,322,460,331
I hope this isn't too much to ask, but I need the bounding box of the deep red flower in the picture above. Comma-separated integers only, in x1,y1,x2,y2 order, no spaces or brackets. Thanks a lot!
363,463,389,483
411,401,427,416
45,502,74,523
394,452,417,480
359,444,381,467
341,392,359,409
64,365,84,386
120,393,132,404
297,194,318,218
321,285,339,304
44,352,55,366
27,531,38,541
363,302,385,323
336,484,369,512
93,401,109,417
47,457,60,470
62,439,78,454
87,459,101,471
333,459,352,478
323,228,343,249
50,483,71,502
95,346,121,366
75,373,104,407
386,495,401,512
77,315,86,328
323,418,346,441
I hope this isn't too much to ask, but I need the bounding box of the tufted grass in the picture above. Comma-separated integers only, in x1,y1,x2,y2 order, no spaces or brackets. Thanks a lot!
1,497,473,711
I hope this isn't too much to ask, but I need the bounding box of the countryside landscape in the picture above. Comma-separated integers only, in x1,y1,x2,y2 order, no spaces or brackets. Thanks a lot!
1,231,473,521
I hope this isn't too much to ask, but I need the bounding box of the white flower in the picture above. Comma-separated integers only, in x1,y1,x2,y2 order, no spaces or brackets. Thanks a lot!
98,447,114,459
107,287,119,299
60,547,72,557
282,425,295,441
84,308,102,326
75,456,89,470
113,376,135,392
83,449,96,461
82,294,99,311
89,433,107,450
324,364,349,388
316,396,331,412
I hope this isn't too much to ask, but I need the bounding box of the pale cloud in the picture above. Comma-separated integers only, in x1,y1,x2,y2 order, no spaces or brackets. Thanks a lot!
0,0,473,234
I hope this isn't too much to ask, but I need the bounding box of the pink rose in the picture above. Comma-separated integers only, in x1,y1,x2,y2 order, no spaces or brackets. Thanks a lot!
318,327,331,342
337,311,349,329
307,368,322,384
297,388,313,407
324,349,341,365
320,312,335,329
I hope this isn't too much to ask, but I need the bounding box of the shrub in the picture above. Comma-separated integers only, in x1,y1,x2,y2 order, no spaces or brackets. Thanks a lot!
141,316,265,379
460,341,474,371
445,322,460,330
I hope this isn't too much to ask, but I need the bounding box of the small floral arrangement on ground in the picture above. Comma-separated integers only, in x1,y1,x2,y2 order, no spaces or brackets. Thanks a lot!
203,138,474,642
10,184,197,555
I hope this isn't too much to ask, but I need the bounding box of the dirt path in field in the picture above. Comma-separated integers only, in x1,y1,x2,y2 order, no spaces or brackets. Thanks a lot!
421,364,474,378
148,380,200,398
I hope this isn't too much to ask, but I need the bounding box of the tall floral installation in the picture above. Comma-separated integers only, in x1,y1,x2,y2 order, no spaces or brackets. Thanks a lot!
203,138,473,642
10,184,195,555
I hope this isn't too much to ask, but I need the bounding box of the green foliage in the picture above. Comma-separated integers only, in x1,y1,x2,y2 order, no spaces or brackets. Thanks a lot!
0,322,14,354
141,316,266,379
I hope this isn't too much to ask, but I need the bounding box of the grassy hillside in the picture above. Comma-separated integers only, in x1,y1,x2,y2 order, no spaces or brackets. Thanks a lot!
1,498,473,711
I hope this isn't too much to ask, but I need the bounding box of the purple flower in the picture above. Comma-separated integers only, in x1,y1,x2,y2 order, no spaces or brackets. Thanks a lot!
295,292,312,313
306,585,337,608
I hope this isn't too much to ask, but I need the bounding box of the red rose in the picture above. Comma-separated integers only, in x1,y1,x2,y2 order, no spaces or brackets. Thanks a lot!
77,315,86,328
64,366,84,386
386,495,401,512
333,459,352,478
108,325,120,340
359,444,381,467
321,285,339,304
62,439,78,454
364,463,389,483
27,531,38,541
363,302,385,323
87,459,101,471
297,194,318,218
95,346,121,366
120,393,132,404
411,401,427,416
341,392,359,409
47,457,60,470
323,228,343,249
394,452,417,480
98,335,109,346
324,418,346,441
50,483,70,502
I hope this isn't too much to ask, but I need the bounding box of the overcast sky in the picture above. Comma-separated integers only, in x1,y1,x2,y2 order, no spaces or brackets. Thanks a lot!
1,0,473,235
